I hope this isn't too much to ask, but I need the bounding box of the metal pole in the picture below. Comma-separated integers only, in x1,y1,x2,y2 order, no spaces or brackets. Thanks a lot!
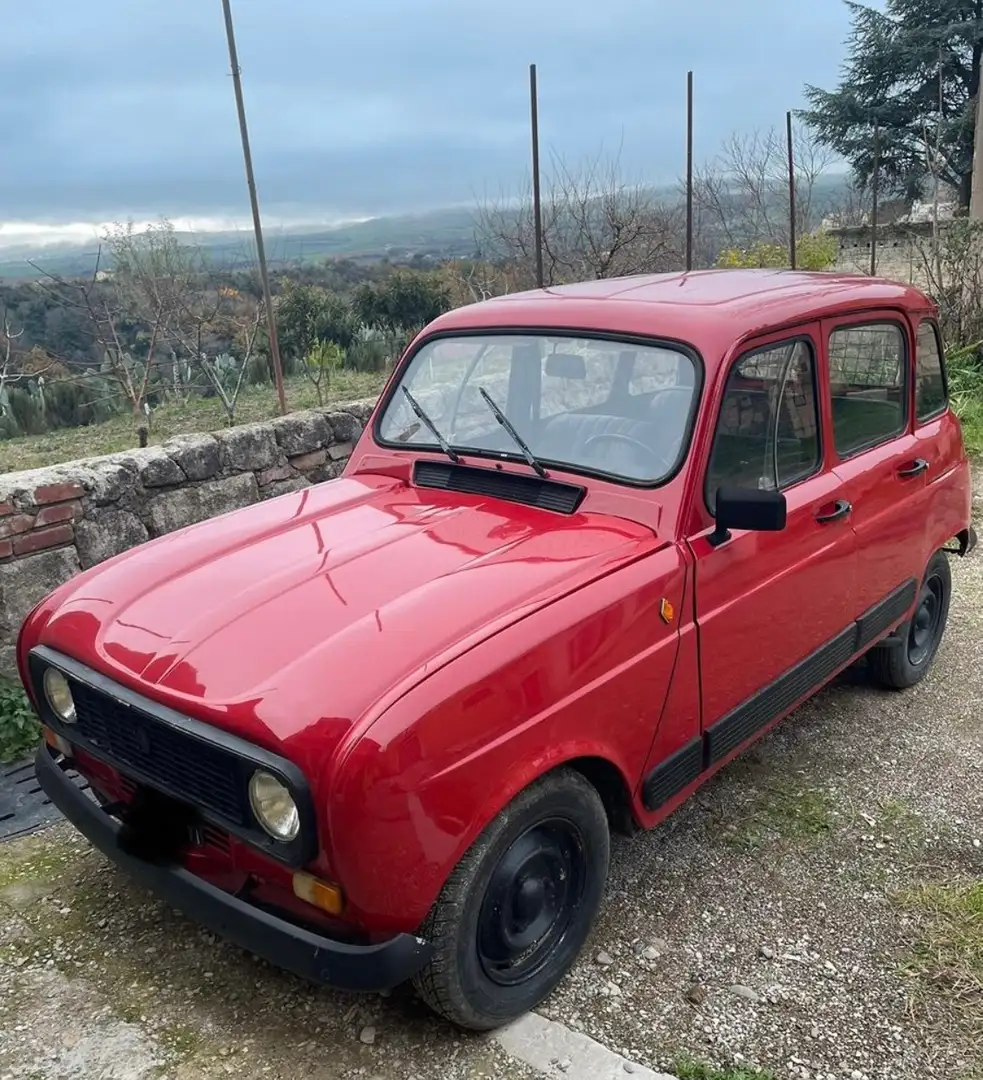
686,71,694,272
870,120,879,276
529,64,545,289
221,0,287,414
786,111,797,270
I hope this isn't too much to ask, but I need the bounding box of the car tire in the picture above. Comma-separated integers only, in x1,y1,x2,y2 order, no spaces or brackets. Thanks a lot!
412,767,610,1032
867,550,951,690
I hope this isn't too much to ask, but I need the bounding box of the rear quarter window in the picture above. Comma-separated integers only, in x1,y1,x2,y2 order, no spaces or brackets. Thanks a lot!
827,323,906,457
915,320,947,421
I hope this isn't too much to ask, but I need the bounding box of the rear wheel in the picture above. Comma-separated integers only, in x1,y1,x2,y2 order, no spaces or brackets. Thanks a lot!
412,768,610,1031
867,550,951,690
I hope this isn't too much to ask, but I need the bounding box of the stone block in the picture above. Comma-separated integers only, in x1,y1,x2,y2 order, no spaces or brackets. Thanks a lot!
75,510,150,570
327,411,363,443
146,473,258,537
215,423,281,472
327,442,354,462
129,446,185,488
271,412,333,456
259,476,312,501
164,434,222,481
0,547,81,635
88,459,141,505
288,449,327,472
256,464,295,487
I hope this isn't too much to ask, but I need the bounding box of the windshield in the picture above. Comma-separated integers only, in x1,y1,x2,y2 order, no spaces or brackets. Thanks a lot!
376,333,699,485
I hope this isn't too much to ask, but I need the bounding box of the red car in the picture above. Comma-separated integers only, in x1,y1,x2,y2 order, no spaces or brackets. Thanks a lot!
24,270,976,1031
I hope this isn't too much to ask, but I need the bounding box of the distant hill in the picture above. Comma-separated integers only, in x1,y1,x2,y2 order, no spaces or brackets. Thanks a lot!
0,204,483,280
0,172,855,281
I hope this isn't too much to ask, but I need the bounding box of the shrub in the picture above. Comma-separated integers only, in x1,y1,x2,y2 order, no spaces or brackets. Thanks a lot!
0,677,39,764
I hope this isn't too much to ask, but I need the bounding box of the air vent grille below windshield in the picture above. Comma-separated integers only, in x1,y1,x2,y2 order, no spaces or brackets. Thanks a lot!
413,460,585,514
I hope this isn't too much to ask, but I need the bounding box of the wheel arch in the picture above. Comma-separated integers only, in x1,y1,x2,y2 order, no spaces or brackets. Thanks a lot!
564,755,637,835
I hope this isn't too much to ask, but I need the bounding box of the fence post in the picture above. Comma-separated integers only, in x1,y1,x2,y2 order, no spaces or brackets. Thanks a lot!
529,64,545,289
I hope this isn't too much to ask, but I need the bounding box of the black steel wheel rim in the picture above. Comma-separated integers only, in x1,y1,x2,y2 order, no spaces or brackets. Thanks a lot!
908,574,944,666
476,817,587,987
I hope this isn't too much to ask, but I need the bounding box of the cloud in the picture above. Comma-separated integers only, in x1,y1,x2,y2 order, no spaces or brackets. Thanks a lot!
0,0,853,225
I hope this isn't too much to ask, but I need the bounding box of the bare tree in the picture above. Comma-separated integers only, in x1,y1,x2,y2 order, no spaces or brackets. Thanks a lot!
0,310,51,413
692,127,838,257
198,300,265,423
31,220,189,419
476,149,685,287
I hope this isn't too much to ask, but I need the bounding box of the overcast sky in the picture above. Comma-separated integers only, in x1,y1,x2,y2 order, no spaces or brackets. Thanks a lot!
1,0,855,238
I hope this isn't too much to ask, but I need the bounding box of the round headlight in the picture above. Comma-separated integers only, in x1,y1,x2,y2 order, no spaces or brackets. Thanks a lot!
248,770,299,842
43,668,76,723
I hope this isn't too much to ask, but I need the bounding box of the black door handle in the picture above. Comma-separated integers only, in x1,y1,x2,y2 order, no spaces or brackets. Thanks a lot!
815,499,852,524
897,458,929,478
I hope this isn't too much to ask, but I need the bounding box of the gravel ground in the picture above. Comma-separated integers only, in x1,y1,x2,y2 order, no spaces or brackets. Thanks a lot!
0,474,980,1080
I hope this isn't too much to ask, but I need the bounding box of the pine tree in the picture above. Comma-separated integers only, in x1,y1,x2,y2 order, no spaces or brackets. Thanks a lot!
799,0,983,206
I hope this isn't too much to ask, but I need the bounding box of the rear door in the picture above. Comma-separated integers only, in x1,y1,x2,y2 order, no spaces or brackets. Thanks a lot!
687,328,859,766
821,313,926,633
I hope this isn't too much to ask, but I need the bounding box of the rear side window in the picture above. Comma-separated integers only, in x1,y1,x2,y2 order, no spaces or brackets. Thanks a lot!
915,320,947,420
827,323,906,457
705,338,821,510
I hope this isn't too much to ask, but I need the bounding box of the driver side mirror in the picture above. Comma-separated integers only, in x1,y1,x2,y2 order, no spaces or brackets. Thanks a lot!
709,486,787,547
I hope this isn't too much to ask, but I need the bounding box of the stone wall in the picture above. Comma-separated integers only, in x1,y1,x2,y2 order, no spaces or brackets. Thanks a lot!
0,398,377,675
830,222,935,288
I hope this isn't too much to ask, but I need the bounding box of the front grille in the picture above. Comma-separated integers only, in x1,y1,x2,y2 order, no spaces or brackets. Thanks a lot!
70,681,246,825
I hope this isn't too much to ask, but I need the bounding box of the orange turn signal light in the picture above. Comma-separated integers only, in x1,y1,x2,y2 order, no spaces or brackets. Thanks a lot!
660,597,675,624
42,726,72,757
292,872,344,916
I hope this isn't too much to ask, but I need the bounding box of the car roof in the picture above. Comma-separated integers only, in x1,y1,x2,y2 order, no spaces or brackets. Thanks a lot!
426,269,936,363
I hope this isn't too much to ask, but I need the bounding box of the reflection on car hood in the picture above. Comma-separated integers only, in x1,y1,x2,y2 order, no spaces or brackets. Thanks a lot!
36,474,661,752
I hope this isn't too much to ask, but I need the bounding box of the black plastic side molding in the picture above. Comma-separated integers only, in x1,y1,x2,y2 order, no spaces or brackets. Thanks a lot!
641,578,918,810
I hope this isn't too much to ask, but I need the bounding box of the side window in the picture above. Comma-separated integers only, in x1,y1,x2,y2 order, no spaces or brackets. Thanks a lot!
705,339,821,511
827,323,906,457
915,320,947,421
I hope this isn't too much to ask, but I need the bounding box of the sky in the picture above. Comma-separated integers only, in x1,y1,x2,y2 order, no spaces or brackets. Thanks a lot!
0,0,856,247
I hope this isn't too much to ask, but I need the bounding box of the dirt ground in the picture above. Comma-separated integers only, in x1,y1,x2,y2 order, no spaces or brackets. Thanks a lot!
1,478,980,1080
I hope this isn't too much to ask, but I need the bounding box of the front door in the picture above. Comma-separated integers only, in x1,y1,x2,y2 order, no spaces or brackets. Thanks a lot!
821,313,926,637
687,330,859,767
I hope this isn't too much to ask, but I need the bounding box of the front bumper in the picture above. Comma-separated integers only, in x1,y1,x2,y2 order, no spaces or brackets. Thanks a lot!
35,744,433,992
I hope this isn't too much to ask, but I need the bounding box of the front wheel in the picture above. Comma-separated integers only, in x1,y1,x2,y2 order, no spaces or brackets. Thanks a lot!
867,549,952,690
412,767,610,1031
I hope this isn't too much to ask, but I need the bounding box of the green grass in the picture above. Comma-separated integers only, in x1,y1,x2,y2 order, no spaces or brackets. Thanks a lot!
0,677,39,764
947,346,983,455
895,880,983,1043
955,396,983,455
724,777,836,851
0,370,387,474
673,1054,777,1080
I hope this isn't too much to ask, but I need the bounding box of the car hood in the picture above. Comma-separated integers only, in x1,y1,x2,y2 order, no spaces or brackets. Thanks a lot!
34,473,661,758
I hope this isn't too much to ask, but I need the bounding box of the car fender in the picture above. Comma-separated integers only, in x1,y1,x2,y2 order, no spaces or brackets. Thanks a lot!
326,543,687,934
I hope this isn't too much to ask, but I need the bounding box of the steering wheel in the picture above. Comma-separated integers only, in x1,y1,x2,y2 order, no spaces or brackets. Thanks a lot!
582,432,672,475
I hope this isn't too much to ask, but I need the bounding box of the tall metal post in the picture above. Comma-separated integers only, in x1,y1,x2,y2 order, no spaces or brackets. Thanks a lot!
786,111,797,270
870,120,880,276
221,0,287,414
686,71,694,272
529,64,545,289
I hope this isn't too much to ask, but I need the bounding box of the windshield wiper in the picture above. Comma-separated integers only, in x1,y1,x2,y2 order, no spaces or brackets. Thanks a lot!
478,388,549,479
401,387,461,463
